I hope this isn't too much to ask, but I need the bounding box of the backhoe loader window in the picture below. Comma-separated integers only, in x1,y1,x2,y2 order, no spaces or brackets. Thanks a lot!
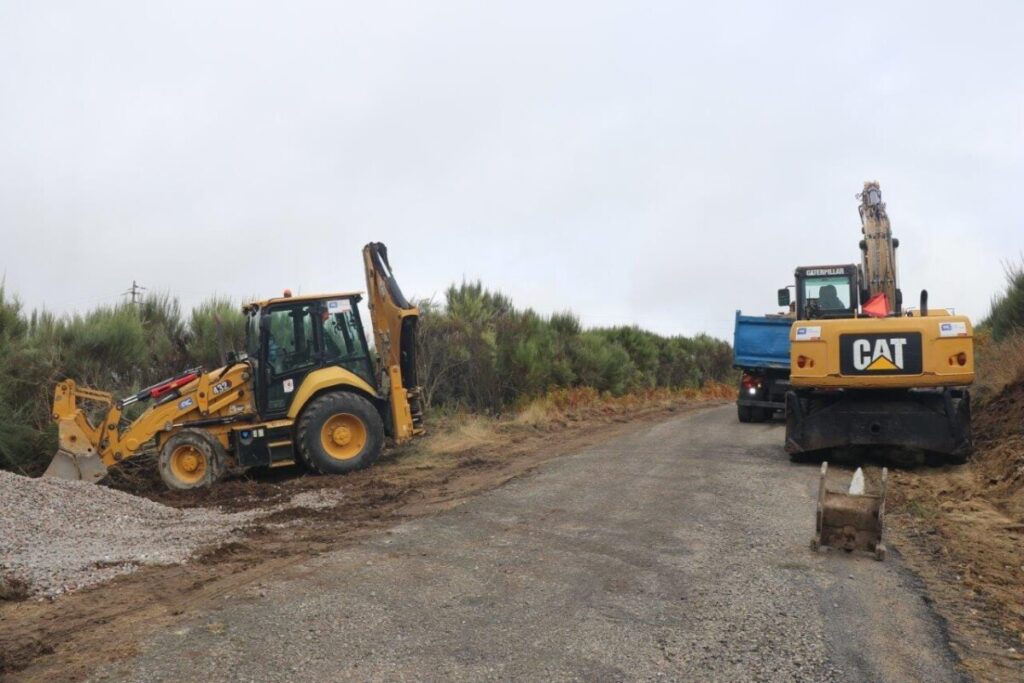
266,305,316,375
321,304,373,383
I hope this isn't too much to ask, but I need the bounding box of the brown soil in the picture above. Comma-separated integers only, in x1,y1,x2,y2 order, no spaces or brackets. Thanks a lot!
0,398,722,682
889,380,1024,682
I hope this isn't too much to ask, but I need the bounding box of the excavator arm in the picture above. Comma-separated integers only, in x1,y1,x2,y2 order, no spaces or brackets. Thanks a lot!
362,242,424,442
857,181,900,315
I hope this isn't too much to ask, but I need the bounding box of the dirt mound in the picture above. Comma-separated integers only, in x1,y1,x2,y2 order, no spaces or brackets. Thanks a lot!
974,378,1024,442
889,380,1024,678
971,380,1024,519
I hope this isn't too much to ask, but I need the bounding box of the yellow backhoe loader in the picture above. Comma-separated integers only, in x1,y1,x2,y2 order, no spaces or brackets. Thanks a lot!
781,182,974,465
44,242,424,490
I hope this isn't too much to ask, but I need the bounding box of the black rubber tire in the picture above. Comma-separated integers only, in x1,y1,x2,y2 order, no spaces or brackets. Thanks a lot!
737,404,753,423
158,429,227,490
298,392,384,475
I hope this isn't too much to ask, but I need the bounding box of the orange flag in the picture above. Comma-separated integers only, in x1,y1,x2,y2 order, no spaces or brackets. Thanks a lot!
862,293,889,318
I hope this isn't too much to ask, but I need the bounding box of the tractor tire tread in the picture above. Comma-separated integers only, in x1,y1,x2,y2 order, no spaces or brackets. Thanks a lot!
297,392,384,475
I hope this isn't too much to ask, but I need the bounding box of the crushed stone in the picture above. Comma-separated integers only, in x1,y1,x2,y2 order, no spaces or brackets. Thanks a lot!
0,470,345,598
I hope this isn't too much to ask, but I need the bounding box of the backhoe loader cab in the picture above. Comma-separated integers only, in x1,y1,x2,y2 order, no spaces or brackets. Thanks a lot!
44,242,424,490
243,293,376,419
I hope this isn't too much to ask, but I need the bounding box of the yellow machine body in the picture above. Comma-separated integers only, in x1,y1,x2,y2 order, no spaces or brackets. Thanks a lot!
783,183,974,464
44,242,424,488
789,312,974,389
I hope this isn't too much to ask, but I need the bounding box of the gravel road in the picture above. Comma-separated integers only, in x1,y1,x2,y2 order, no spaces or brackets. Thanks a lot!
93,406,964,682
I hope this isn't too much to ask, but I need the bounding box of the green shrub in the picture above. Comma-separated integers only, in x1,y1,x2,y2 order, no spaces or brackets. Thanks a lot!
982,260,1024,341
0,280,733,472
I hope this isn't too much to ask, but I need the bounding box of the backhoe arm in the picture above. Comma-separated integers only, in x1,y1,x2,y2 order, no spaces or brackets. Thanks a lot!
362,242,424,442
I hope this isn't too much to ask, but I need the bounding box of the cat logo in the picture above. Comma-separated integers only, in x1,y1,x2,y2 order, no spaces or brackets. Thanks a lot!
840,332,922,375
852,338,907,371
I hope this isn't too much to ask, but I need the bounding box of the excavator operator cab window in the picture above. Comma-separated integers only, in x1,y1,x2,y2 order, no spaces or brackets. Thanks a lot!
795,267,857,320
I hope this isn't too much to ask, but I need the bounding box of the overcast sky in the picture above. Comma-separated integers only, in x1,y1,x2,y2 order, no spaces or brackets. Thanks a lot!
1,1,1021,340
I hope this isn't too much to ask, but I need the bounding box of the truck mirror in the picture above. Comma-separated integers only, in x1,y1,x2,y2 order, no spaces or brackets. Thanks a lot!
777,288,791,307
259,315,271,332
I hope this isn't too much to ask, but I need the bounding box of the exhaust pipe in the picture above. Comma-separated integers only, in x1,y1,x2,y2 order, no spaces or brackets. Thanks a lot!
920,289,928,317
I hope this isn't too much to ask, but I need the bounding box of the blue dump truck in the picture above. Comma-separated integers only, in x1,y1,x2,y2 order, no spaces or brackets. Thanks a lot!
733,311,791,423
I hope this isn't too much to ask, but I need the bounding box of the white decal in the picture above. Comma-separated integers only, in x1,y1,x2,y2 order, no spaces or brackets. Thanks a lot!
939,321,967,338
283,378,294,393
326,299,352,314
178,397,195,410
212,380,231,395
795,326,821,341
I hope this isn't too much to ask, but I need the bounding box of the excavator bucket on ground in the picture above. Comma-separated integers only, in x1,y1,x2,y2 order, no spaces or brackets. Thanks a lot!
43,450,108,482
811,462,887,560
42,380,113,483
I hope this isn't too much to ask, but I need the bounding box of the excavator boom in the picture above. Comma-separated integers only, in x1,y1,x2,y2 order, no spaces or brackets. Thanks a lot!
857,181,900,314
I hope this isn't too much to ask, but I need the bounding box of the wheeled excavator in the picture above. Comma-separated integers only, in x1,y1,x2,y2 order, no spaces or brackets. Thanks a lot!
43,242,424,490
780,182,974,465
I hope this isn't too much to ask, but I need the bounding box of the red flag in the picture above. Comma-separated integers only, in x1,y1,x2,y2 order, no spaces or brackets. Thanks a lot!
862,293,889,318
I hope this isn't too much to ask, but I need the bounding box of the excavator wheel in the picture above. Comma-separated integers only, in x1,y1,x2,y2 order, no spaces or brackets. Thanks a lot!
298,392,384,475
159,429,227,490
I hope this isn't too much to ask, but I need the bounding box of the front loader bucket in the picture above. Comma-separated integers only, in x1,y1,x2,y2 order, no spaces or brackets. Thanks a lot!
811,462,887,560
43,450,108,483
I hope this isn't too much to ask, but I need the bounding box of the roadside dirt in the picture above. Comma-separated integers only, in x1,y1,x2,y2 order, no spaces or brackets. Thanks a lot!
888,380,1024,682
0,397,724,682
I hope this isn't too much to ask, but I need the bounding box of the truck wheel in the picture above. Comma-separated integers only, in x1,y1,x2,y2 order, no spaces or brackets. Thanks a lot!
159,429,226,490
298,392,384,475
737,404,753,423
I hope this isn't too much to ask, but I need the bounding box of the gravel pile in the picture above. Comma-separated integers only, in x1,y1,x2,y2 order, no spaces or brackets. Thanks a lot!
0,470,344,598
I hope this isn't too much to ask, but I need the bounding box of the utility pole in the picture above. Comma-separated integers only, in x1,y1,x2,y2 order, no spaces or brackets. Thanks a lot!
122,280,147,305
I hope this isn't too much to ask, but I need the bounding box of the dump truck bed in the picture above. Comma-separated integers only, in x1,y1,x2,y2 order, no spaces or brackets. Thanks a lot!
733,312,791,370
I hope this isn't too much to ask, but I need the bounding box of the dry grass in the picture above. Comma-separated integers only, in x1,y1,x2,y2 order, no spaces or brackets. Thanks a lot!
515,382,735,424
425,382,736,457
424,415,498,455
974,329,1024,400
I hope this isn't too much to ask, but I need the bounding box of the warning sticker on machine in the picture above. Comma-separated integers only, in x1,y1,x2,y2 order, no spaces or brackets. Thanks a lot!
939,321,968,338
795,325,822,341
326,299,352,314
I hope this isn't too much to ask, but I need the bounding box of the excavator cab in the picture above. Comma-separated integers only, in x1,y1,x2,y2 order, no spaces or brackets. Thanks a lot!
793,265,859,320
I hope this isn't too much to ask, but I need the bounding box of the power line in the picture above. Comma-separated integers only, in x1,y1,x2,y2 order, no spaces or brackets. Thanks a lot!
122,280,147,305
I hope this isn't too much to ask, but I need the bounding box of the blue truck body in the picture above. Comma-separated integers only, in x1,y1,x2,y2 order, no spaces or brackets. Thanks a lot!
733,311,792,422
733,312,791,370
